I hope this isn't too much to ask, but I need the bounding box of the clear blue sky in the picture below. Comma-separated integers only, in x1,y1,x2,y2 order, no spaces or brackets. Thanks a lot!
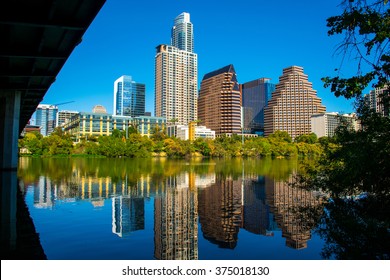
42,0,358,115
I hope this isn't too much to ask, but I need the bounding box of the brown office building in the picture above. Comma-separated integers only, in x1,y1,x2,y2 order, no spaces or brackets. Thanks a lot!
198,64,241,136
264,66,326,139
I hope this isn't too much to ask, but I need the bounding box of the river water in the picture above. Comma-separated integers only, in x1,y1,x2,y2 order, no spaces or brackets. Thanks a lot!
17,157,325,260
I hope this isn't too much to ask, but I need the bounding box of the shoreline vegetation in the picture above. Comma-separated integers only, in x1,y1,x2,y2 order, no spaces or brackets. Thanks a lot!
18,128,328,159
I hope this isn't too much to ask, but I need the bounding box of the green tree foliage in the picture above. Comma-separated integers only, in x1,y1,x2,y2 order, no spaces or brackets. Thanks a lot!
243,137,272,157
111,129,124,139
73,139,99,155
316,197,390,259
193,138,211,156
296,0,390,259
150,124,167,141
215,135,243,157
127,124,139,135
126,134,153,157
315,0,390,198
19,129,322,159
163,138,186,157
19,132,43,155
322,0,390,100
313,110,390,198
96,136,124,157
42,134,73,155
268,130,292,143
294,133,318,144
20,128,74,156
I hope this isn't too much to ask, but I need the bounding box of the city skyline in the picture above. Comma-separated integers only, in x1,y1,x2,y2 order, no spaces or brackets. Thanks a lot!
23,160,316,257
40,0,359,116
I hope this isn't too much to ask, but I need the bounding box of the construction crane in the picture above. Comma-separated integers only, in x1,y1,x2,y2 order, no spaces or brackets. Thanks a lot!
44,101,75,135
54,101,75,107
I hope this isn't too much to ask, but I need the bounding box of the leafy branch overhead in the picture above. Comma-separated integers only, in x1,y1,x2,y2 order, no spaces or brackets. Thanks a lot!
322,0,390,98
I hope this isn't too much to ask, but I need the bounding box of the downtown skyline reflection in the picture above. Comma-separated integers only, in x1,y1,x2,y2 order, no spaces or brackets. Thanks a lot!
17,157,325,260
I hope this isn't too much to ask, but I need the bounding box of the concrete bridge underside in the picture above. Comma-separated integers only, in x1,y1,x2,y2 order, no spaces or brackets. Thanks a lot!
0,0,106,258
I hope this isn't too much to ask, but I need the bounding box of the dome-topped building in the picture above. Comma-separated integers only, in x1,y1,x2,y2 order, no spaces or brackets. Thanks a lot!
92,105,107,114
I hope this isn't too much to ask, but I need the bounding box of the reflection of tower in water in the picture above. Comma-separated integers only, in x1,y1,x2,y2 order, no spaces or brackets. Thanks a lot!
112,196,145,238
241,176,276,236
33,176,55,208
198,175,242,249
265,176,319,249
154,173,198,260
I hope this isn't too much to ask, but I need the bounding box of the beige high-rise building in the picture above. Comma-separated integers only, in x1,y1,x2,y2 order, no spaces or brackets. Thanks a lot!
198,64,241,136
367,86,389,117
264,66,326,139
154,13,198,125
56,110,78,127
311,112,360,138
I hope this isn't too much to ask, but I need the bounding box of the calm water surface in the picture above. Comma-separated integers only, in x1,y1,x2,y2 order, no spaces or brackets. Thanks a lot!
17,157,325,260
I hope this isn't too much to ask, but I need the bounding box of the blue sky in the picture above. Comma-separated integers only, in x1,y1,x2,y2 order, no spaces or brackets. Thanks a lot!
42,0,359,115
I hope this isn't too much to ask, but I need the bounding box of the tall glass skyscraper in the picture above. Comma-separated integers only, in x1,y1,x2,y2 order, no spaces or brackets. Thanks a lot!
35,104,58,136
113,75,145,117
171,12,194,52
155,12,198,125
241,78,275,135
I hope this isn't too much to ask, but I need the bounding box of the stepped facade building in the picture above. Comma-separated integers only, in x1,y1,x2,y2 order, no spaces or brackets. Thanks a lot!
198,64,241,136
264,66,326,139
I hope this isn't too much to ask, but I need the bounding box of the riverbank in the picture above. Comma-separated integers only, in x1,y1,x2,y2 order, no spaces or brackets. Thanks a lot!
19,130,327,159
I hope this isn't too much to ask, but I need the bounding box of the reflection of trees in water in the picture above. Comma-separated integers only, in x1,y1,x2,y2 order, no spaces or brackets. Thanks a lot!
213,158,297,181
314,197,390,259
290,179,390,259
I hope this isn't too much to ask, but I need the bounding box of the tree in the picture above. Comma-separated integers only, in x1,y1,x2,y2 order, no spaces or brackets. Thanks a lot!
298,0,390,259
295,133,318,144
193,138,211,156
19,132,43,155
51,127,65,137
150,124,167,141
126,124,139,135
169,118,179,126
42,134,73,155
268,130,292,143
322,0,390,101
111,129,124,139
317,0,390,196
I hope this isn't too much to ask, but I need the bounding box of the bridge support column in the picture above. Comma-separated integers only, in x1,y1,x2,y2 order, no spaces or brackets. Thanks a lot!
0,91,21,170
0,170,17,257
0,92,21,257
